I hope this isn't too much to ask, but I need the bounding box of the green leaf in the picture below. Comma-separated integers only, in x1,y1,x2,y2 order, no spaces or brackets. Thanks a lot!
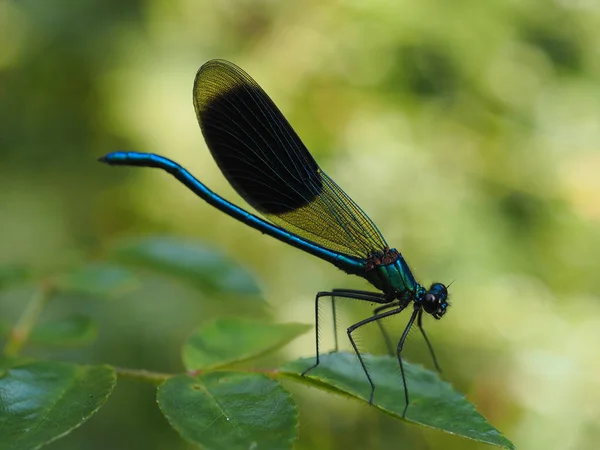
157,371,297,450
109,236,261,296
281,352,514,449
53,262,138,297
0,359,116,450
0,264,30,290
183,318,311,371
29,315,98,346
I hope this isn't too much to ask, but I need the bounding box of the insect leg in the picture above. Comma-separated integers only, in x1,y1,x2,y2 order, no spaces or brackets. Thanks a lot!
417,308,442,372
331,288,390,353
397,307,420,417
346,305,408,404
302,291,391,379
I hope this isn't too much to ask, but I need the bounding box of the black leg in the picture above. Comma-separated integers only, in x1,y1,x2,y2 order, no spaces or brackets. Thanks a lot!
331,289,395,355
331,288,388,298
417,309,442,373
331,295,339,352
397,307,420,417
301,292,324,377
302,291,392,379
346,305,409,404
373,303,399,356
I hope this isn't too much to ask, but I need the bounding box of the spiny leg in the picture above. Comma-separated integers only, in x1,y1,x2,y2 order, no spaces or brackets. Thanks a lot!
302,291,391,378
331,295,339,352
397,307,420,417
326,289,389,353
331,289,393,354
346,305,408,404
301,292,326,377
331,288,387,298
373,302,401,356
417,308,442,373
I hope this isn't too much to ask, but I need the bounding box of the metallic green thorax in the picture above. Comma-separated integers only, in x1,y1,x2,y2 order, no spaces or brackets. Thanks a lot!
363,248,426,302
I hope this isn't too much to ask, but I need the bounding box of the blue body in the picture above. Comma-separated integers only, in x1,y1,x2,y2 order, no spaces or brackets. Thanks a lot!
100,151,423,301
102,152,366,273
364,253,422,299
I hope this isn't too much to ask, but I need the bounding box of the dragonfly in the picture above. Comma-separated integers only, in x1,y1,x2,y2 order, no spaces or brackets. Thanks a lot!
99,59,450,416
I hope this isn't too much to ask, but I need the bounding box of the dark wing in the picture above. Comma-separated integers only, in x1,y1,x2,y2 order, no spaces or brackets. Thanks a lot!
193,59,387,259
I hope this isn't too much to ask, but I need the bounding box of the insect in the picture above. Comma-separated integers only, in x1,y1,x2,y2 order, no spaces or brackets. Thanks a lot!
100,59,449,416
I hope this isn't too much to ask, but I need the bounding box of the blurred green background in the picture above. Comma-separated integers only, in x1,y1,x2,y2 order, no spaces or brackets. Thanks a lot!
1,0,600,449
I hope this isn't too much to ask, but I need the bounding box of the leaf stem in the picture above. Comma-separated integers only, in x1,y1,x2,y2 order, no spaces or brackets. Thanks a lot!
115,367,173,385
3,281,54,357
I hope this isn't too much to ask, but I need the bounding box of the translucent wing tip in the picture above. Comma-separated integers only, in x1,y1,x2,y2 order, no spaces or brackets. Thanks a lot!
193,59,253,116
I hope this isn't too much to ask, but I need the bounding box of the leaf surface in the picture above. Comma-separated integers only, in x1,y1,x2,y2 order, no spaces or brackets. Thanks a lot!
158,371,297,450
0,359,116,450
54,262,137,297
183,318,311,371
110,236,261,296
282,352,514,449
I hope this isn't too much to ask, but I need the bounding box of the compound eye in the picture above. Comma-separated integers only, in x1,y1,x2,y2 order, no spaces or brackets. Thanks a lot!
423,292,441,314
424,293,436,303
